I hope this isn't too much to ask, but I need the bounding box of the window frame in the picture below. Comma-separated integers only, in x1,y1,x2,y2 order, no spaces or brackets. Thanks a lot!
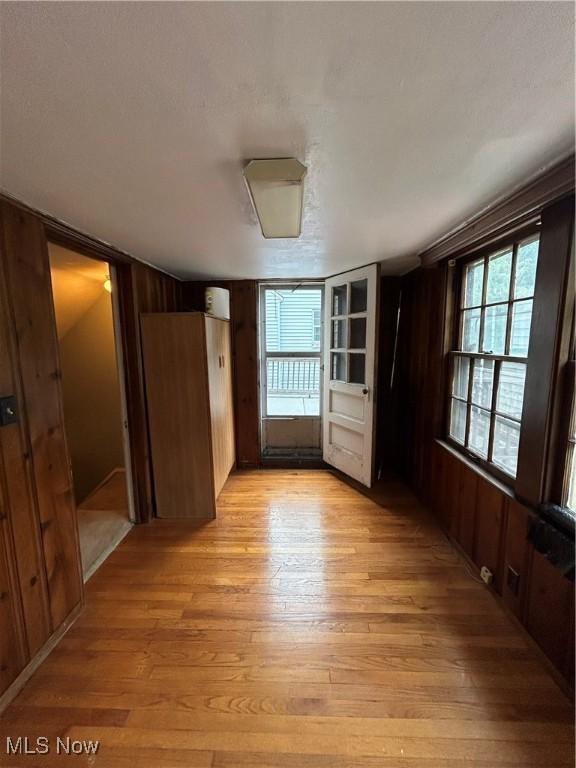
562,358,576,511
445,225,541,486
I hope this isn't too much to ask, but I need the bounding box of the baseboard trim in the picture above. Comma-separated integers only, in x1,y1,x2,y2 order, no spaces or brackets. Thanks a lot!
0,602,83,715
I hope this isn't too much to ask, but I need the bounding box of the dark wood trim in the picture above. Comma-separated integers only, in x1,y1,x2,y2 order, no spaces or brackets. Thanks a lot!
420,155,574,266
114,263,152,524
516,195,575,506
0,191,180,279
545,231,575,504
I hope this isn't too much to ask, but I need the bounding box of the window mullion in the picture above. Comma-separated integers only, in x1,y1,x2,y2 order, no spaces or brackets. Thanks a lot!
464,355,475,447
487,359,501,463
504,242,518,355
478,256,489,352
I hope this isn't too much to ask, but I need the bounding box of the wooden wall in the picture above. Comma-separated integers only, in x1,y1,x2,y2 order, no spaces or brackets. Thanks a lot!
0,197,183,698
116,261,183,522
182,280,259,468
0,201,83,696
393,195,575,689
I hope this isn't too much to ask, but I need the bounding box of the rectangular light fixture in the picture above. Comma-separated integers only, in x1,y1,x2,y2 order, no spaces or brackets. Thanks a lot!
243,158,307,239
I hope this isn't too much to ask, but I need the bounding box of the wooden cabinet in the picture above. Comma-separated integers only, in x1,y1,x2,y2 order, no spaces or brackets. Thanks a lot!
141,312,235,519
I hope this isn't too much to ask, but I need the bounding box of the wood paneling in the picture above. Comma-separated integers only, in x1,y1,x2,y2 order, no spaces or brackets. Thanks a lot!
0,202,82,631
182,280,259,467
474,477,506,591
0,520,25,692
0,195,185,702
230,282,259,468
116,262,183,523
375,277,401,475
394,190,575,689
395,264,447,497
502,499,532,619
455,462,477,558
0,470,573,765
526,549,575,681
141,313,215,521
0,236,50,660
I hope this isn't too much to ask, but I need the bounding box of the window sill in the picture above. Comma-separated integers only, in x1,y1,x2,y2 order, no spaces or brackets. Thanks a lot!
435,438,516,501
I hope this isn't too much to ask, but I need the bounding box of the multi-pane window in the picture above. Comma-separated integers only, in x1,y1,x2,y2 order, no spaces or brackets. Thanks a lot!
448,234,539,478
312,308,321,345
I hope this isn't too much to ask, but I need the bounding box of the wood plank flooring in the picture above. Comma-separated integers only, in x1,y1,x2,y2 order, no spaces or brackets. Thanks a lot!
1,470,573,767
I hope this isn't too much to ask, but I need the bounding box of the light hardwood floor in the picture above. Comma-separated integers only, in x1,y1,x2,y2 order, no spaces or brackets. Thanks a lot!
1,470,574,767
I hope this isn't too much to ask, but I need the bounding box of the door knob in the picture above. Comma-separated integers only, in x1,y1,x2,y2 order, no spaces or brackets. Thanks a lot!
362,388,369,395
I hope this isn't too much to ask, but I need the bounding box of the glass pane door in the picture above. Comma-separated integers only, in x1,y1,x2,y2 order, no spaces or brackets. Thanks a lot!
329,278,367,385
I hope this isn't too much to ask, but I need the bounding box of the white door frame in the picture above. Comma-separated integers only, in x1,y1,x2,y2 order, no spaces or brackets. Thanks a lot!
258,282,324,457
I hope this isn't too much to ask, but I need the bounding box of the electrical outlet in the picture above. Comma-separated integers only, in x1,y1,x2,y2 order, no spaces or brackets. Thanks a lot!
480,566,493,585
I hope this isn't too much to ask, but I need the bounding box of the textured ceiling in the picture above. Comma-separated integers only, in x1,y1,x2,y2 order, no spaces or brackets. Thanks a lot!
1,2,574,279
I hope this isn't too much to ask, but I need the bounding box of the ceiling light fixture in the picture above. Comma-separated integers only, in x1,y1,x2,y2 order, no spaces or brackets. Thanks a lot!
243,158,307,239
103,275,112,293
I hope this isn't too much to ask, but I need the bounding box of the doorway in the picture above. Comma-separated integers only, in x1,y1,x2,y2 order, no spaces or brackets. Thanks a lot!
259,283,324,457
48,244,133,580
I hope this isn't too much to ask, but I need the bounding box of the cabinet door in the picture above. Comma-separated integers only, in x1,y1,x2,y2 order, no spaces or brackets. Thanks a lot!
205,318,235,498
141,313,216,520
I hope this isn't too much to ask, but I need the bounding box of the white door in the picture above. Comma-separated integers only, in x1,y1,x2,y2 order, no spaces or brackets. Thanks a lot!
323,264,379,486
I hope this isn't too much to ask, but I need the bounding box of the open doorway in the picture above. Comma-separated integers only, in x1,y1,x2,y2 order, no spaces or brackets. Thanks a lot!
48,244,133,580
259,282,324,457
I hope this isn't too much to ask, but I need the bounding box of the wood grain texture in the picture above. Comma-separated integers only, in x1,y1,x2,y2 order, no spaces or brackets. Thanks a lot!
516,195,575,505
526,549,575,682
0,201,82,632
116,262,183,523
0,520,24,692
182,280,260,467
0,223,50,665
205,317,235,496
141,313,215,520
473,476,506,591
1,470,572,766
501,498,532,619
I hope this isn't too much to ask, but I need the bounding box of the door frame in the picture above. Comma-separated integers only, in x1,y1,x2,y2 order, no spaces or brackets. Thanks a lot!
46,242,137,524
43,227,146,522
257,281,324,458
0,191,183,525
